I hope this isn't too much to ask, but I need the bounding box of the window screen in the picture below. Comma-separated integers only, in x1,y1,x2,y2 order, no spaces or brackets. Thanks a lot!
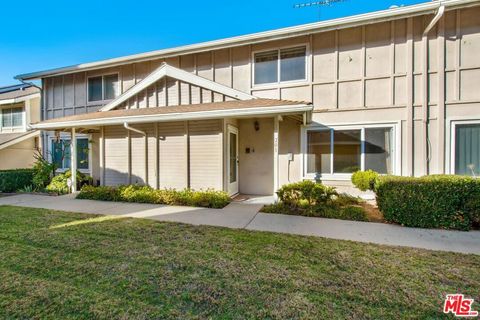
280,47,306,82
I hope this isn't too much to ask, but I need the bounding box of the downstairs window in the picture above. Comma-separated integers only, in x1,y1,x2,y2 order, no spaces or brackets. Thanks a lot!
306,126,394,176
455,123,480,177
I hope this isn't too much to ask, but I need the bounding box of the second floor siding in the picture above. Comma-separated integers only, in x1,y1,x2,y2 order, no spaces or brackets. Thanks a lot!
42,5,480,120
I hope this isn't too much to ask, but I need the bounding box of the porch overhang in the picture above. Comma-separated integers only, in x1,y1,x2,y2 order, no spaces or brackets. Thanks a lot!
30,99,313,130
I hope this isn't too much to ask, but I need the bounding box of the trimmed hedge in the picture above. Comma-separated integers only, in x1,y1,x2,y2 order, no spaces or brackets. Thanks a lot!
376,175,480,230
0,169,34,193
77,185,231,209
351,170,379,191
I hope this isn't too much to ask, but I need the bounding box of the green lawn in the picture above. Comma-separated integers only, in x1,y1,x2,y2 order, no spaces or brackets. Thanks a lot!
0,206,478,319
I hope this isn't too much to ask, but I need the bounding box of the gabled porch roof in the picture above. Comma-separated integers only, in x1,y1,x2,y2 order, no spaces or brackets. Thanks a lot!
99,63,256,112
30,99,312,130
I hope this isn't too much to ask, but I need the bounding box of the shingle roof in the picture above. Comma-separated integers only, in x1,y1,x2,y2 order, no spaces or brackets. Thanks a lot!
32,99,312,129
39,99,307,124
0,84,39,101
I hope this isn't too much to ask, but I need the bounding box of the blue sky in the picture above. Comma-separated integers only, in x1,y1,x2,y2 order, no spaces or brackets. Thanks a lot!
0,0,427,86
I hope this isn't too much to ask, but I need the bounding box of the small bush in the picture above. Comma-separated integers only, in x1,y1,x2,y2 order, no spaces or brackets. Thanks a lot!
46,170,92,194
376,175,480,230
263,181,367,222
331,193,362,206
351,170,379,191
77,185,231,209
262,202,368,222
276,180,337,207
320,206,368,222
0,169,35,193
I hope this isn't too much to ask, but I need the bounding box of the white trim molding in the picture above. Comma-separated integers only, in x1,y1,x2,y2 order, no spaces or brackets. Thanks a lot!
99,63,256,112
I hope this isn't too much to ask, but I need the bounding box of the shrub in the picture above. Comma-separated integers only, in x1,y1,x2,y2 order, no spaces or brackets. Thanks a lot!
32,153,56,191
46,170,92,194
76,185,120,201
0,169,35,193
263,181,368,222
321,206,368,222
351,170,379,191
375,175,480,230
262,202,368,222
331,193,362,207
276,180,337,207
77,185,231,209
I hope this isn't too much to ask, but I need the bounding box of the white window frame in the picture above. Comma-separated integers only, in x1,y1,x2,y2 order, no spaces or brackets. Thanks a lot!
447,118,480,175
301,121,401,181
48,133,92,174
87,72,120,104
0,106,26,133
252,44,310,88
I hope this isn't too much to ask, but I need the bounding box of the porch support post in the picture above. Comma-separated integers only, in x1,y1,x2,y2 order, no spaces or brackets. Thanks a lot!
273,116,280,197
71,127,77,192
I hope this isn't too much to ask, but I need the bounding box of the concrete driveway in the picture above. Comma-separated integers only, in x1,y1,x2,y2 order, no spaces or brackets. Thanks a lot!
1,193,479,255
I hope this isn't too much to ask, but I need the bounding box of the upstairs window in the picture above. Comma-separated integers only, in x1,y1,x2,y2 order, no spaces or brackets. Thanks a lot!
88,74,119,102
254,46,307,85
1,107,23,129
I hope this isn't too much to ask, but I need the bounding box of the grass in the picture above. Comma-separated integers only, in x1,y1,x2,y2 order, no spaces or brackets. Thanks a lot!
0,206,479,319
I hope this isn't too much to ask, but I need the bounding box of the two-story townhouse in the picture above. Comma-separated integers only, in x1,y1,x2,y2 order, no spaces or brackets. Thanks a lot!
0,84,40,170
16,0,480,195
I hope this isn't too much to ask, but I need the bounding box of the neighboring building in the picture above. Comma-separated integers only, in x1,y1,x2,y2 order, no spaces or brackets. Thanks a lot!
0,84,40,170
16,0,480,195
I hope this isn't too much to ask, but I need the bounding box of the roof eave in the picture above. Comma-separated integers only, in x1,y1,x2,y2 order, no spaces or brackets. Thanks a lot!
16,0,479,81
30,104,313,130
0,93,41,105
0,130,40,150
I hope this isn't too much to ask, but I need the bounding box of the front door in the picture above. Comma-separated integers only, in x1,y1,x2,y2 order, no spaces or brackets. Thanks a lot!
227,125,239,195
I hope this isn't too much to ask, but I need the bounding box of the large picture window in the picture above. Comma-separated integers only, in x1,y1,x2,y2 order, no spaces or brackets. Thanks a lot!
254,46,306,85
88,74,119,102
454,123,480,177
52,138,89,170
306,126,394,176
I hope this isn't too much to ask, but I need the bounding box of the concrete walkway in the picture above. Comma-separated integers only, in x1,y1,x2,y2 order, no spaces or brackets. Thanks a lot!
1,193,479,255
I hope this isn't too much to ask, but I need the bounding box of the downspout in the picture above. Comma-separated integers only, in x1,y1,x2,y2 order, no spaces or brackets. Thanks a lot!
422,3,445,175
19,79,45,156
123,122,148,185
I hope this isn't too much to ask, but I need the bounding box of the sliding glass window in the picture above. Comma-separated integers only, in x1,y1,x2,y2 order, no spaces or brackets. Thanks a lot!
306,126,394,176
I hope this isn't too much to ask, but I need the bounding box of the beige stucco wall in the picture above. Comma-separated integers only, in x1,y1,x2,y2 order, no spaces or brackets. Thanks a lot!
0,138,37,170
238,118,274,195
